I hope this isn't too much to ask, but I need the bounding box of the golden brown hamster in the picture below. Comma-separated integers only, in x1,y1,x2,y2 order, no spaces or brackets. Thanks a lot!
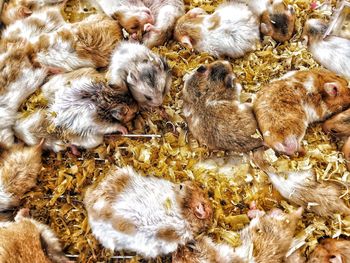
254,69,350,156
241,206,303,263
0,208,71,263
0,142,42,212
84,166,212,259
182,60,262,152
308,238,350,263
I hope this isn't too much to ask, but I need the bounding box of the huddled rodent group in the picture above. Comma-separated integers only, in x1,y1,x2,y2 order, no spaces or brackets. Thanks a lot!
0,0,349,262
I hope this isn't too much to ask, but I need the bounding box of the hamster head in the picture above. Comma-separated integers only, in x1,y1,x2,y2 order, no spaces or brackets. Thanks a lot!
174,9,206,49
302,19,328,45
309,238,350,263
1,1,33,25
175,181,212,233
183,61,238,103
94,84,139,124
323,109,350,137
260,0,296,42
320,73,350,114
114,7,154,39
126,55,172,108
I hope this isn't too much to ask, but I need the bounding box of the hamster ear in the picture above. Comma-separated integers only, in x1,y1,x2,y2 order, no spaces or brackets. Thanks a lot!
111,106,129,120
288,5,295,14
324,82,340,97
126,71,137,85
329,255,343,263
196,65,207,74
180,36,193,49
194,203,209,219
261,22,272,35
18,6,32,17
293,207,304,218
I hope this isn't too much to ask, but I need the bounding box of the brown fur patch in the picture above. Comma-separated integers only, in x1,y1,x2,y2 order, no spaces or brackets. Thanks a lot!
0,143,42,198
156,227,180,242
74,15,123,68
111,215,136,235
0,220,51,263
174,14,204,46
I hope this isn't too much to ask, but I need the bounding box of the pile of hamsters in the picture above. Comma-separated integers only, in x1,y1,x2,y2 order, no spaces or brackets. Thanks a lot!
0,0,350,262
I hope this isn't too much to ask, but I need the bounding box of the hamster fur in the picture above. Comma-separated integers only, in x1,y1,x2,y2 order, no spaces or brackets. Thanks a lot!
303,19,350,79
182,60,262,152
0,208,71,263
14,68,139,151
253,69,350,156
84,166,212,258
0,142,42,211
174,2,260,58
0,45,48,148
32,14,123,72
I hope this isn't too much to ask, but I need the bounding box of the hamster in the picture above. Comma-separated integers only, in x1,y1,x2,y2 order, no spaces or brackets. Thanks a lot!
259,0,296,42
95,0,184,48
323,108,350,170
15,68,139,151
107,42,172,108
1,6,66,50
0,0,64,26
174,2,260,58
0,45,48,148
182,60,262,152
303,19,350,79
0,208,71,263
0,142,42,211
308,238,350,263
253,69,350,156
172,236,244,263
32,14,123,72
253,151,350,217
238,206,303,263
84,166,212,258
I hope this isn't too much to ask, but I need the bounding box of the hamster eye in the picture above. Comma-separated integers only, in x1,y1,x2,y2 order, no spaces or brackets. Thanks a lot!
197,65,207,73
145,95,152,101
179,184,183,190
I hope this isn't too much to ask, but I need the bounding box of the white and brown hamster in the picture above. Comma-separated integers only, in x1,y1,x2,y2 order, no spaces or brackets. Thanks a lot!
0,0,64,26
1,6,66,50
96,0,185,48
0,208,71,263
174,2,260,58
259,0,296,42
32,14,123,72
174,207,303,263
308,238,350,263
253,69,350,156
0,45,48,148
303,18,350,80
84,166,212,259
238,206,303,263
107,42,172,108
254,152,350,217
182,60,262,152
172,236,244,263
0,142,42,212
15,68,139,152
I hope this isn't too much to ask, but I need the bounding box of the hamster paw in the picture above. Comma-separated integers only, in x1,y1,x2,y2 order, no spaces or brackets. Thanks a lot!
69,144,81,156
144,23,160,33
